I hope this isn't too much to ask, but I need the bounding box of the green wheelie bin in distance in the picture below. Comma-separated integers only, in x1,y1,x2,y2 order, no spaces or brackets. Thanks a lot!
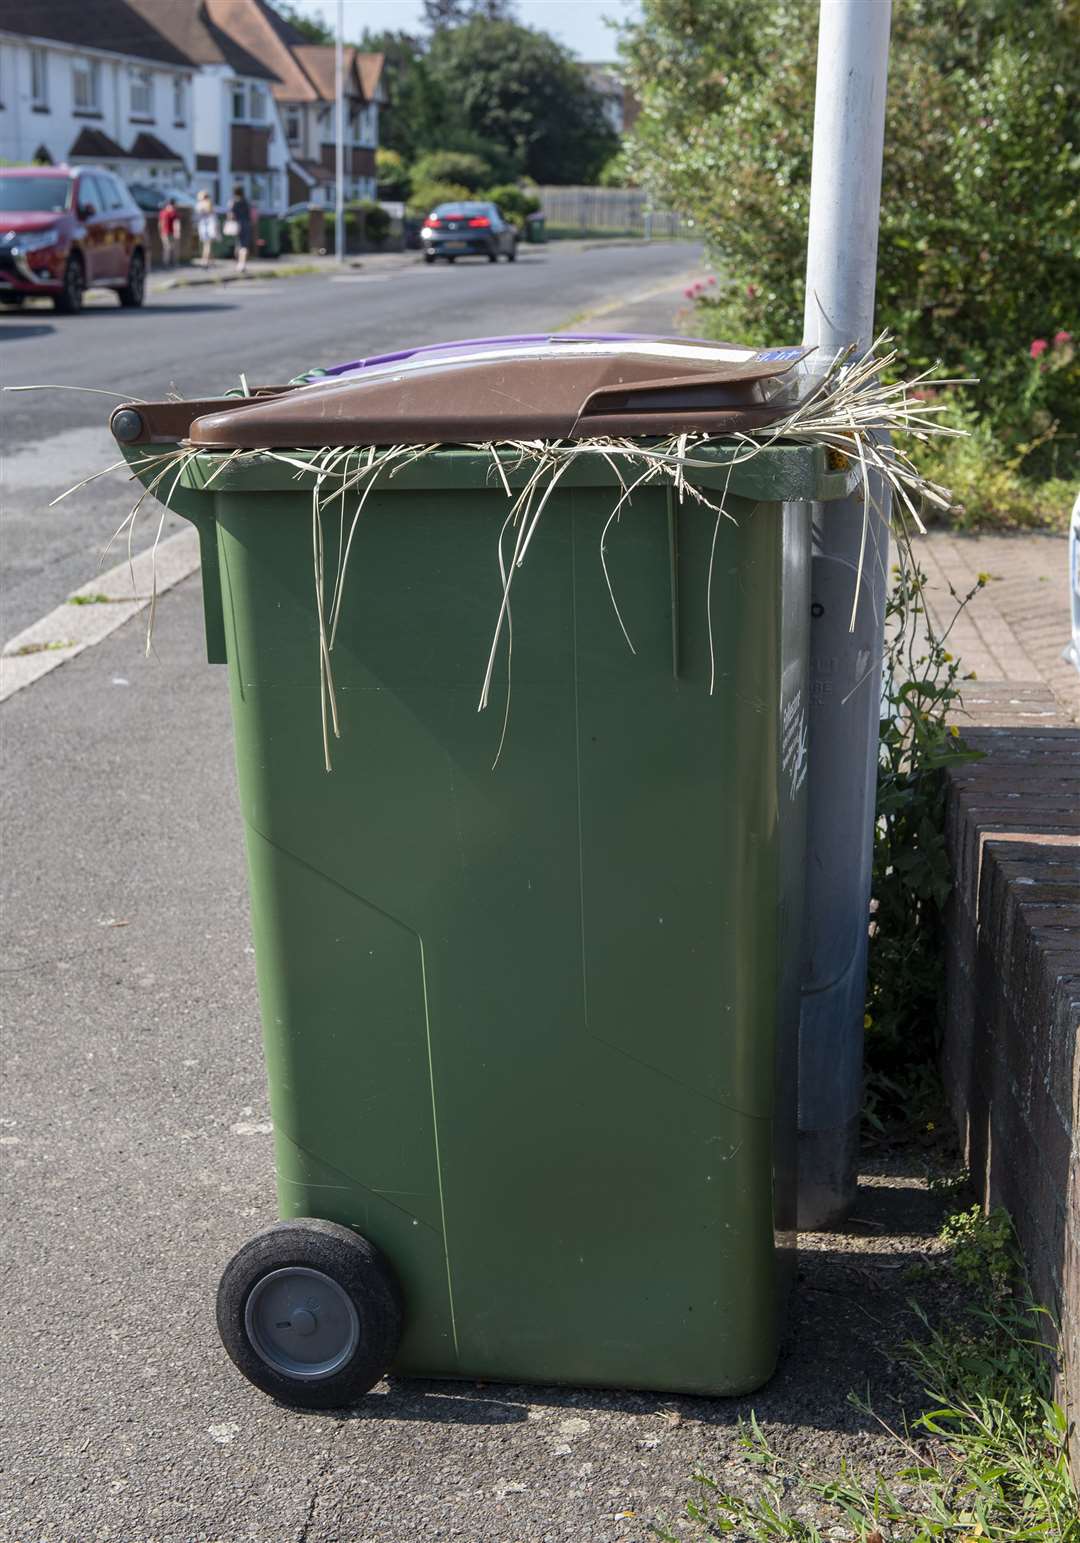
110,338,856,1408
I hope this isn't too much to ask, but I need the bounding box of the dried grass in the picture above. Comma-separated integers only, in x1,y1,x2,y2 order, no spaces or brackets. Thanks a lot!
27,333,971,768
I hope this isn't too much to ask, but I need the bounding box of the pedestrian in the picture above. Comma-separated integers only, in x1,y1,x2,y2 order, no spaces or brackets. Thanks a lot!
157,195,180,268
195,189,218,268
225,183,253,275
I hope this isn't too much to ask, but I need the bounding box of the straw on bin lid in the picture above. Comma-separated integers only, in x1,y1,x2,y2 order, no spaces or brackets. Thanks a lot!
178,338,815,448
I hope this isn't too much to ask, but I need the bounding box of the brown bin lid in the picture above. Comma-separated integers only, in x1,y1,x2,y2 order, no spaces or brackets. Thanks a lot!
177,339,814,449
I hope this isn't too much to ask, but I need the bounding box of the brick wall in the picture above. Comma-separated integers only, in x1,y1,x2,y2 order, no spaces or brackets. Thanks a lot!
943,689,1079,1471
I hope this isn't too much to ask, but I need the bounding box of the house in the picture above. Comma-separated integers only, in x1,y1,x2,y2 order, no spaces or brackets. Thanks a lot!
197,0,384,206
124,0,289,210
0,0,196,188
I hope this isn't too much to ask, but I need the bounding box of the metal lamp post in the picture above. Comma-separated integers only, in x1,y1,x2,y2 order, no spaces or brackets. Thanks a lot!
797,0,893,1228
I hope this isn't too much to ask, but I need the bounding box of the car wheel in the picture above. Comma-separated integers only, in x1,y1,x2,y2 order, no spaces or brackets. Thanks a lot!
506,241,517,263
445,255,456,264
216,1218,403,1409
53,255,84,315
423,252,436,265
118,249,146,308
488,248,498,263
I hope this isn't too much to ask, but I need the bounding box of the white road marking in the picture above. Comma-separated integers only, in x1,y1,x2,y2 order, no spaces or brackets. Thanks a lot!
0,526,200,701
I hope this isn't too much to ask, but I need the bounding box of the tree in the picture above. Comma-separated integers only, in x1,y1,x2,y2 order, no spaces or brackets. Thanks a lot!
422,0,516,27
425,19,618,183
270,1,333,44
622,0,1080,435
357,29,442,164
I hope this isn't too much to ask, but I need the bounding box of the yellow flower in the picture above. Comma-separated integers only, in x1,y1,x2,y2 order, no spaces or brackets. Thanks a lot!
950,725,960,738
942,650,953,661
864,1013,873,1029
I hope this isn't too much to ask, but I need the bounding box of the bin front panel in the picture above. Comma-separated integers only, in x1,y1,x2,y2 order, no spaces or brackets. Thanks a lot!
213,475,803,1394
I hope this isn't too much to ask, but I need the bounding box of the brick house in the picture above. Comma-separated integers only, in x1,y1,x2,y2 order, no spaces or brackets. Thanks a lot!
0,0,196,189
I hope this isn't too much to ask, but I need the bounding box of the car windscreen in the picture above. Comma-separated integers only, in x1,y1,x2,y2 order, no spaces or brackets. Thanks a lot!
0,177,73,213
433,203,490,216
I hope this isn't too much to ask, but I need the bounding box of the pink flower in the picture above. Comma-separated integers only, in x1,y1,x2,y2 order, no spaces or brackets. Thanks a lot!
684,286,695,299
1030,338,1048,359
707,275,716,286
1053,330,1072,347
746,284,758,299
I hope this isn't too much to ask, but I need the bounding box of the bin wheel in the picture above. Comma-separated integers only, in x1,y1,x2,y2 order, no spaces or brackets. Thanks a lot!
216,1218,402,1408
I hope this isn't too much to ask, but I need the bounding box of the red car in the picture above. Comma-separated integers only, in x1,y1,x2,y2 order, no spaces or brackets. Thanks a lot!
0,164,147,313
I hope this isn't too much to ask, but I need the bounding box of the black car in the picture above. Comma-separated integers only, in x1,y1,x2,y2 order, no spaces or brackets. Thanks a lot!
420,201,517,264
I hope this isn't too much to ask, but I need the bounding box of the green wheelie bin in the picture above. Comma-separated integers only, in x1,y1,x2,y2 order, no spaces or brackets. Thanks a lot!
110,338,855,1409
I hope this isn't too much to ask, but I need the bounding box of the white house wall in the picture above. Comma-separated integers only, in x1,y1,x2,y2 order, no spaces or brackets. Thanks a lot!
0,33,195,180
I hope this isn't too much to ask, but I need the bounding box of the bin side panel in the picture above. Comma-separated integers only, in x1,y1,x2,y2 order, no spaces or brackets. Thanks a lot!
214,478,798,1395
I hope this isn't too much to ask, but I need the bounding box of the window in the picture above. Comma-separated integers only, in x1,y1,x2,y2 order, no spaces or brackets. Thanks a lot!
130,67,152,117
231,83,246,121
100,173,125,210
30,46,48,109
77,173,106,215
249,85,265,121
285,106,301,145
72,57,100,112
173,74,186,124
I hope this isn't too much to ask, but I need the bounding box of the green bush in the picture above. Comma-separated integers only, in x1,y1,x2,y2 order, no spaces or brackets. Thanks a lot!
624,0,1080,526
482,183,540,224
353,199,391,248
282,213,309,254
375,148,410,202
410,150,491,193
406,180,472,218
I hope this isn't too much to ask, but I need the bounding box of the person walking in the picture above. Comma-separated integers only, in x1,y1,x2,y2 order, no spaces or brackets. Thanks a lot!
157,196,180,268
195,189,218,268
226,184,253,275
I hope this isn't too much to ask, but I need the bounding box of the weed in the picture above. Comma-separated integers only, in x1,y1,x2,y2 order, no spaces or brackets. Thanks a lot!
12,639,75,656
654,1205,1077,1543
864,560,985,1138
67,593,113,605
941,1205,1017,1302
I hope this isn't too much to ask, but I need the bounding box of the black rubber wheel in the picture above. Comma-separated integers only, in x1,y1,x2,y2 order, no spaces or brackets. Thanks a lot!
506,241,517,263
216,1218,403,1408
118,249,146,308
423,252,436,264
445,254,455,263
488,249,498,263
54,255,84,314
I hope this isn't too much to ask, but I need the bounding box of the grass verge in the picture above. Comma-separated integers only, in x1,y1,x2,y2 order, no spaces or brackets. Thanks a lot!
653,1207,1077,1543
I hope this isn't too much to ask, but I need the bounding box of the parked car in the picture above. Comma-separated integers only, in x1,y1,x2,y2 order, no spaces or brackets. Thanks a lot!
127,182,196,214
420,201,517,264
0,165,147,313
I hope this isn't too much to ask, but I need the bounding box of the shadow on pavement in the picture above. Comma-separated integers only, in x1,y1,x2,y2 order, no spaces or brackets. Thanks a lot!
0,322,55,341
290,1167,956,1441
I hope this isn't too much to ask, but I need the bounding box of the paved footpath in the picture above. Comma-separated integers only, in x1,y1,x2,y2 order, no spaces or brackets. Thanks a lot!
2,258,1076,1539
914,526,1077,724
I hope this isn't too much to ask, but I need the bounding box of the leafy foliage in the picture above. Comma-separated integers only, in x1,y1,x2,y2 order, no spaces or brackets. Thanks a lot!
356,14,616,184
653,1229,1078,1543
410,150,492,192
622,0,1080,522
864,560,984,1133
483,182,541,223
424,19,619,184
375,147,410,201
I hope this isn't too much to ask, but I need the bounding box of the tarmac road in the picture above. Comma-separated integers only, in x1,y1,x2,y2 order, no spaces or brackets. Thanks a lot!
0,242,960,1542
1,240,704,640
